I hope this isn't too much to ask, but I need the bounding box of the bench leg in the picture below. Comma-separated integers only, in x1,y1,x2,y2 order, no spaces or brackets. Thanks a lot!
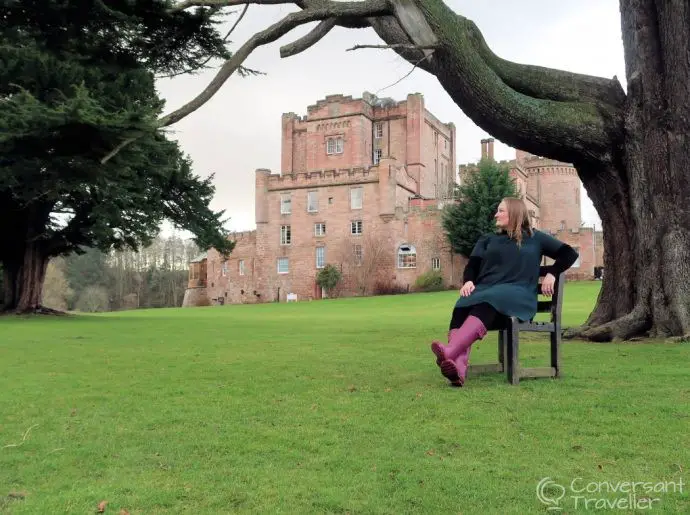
506,320,520,385
498,330,506,372
550,323,561,378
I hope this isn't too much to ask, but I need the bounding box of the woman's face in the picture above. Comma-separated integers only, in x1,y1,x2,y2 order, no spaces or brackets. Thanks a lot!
495,201,509,228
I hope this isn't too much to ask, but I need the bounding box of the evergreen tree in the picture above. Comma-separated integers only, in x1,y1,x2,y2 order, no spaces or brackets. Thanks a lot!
441,158,518,257
0,0,234,312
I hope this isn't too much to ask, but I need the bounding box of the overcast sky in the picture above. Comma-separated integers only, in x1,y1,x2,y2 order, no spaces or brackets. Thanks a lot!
156,0,625,235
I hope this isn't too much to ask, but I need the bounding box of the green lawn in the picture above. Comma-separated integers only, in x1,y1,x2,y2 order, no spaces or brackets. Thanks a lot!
1,282,688,514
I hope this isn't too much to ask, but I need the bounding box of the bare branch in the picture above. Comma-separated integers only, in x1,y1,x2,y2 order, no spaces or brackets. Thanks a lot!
280,19,337,58
158,0,392,128
374,54,430,95
346,43,438,52
101,137,136,165
168,0,290,13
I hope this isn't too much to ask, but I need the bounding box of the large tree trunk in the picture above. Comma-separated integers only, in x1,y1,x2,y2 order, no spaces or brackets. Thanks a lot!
572,0,690,340
618,0,690,338
2,242,50,313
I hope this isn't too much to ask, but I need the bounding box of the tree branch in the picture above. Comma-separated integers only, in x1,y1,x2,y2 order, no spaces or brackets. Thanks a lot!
280,19,337,58
374,54,430,94
346,43,438,51
159,0,392,128
367,0,625,165
168,0,290,12
101,137,136,165
463,18,626,112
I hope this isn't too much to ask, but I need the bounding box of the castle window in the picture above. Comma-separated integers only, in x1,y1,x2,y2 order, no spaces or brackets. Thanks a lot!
314,223,326,237
280,225,291,245
373,149,383,165
221,261,228,277
315,246,325,269
353,244,363,266
239,260,245,276
277,257,289,274
397,244,417,268
326,137,344,155
572,247,581,268
374,123,383,139
432,257,440,270
280,193,291,214
351,220,363,235
350,187,363,209
307,191,318,212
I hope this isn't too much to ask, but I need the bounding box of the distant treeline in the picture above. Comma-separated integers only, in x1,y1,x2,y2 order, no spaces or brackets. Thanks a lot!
1,236,200,312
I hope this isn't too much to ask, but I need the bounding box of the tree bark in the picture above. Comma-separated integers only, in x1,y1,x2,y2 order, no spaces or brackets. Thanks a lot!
1,199,54,314
2,242,50,313
616,0,690,338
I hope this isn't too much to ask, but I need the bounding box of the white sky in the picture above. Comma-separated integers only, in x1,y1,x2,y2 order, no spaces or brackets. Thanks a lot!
156,0,625,235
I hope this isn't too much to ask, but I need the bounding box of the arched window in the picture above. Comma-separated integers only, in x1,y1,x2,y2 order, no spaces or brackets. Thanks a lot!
397,244,417,268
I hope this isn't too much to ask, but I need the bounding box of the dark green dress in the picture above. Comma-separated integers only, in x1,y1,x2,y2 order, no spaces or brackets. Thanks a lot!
454,229,565,322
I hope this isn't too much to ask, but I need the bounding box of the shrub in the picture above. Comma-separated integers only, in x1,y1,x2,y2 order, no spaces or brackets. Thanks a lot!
316,264,342,294
373,280,408,296
414,270,445,292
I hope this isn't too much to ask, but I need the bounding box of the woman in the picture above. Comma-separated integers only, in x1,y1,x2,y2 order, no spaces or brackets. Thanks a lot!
431,197,579,387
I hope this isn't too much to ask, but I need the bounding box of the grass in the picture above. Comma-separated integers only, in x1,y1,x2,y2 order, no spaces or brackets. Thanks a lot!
0,281,688,514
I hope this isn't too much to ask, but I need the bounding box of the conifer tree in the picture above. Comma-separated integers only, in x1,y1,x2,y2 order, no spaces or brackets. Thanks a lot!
0,0,234,312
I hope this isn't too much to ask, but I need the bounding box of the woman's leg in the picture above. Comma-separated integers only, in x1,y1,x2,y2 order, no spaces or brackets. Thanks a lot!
439,303,500,386
430,307,471,365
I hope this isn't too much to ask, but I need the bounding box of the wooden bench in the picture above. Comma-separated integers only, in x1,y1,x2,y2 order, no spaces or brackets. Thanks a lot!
467,267,565,385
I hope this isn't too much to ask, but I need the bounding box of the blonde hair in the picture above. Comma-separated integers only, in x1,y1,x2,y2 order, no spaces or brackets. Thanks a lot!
501,197,533,246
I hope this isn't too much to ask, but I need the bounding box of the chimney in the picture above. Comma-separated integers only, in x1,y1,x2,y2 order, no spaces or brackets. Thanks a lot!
480,138,488,159
487,138,495,161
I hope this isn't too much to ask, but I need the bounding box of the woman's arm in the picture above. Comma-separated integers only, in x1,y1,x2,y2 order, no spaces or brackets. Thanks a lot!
463,256,482,283
537,230,580,276
545,244,579,277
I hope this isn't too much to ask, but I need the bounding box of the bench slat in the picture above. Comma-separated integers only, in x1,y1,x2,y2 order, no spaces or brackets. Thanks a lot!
517,322,555,332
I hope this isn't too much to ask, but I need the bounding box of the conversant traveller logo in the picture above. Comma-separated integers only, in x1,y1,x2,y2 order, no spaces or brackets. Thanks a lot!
536,478,566,510
536,477,685,510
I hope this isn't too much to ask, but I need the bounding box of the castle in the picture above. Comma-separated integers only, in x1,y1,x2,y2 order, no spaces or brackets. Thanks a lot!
183,92,603,307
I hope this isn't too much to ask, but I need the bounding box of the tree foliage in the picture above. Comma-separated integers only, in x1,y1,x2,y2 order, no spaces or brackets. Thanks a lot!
316,264,342,293
0,0,235,311
442,159,518,257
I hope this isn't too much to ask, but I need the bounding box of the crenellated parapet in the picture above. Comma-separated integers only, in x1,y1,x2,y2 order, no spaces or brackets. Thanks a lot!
307,93,355,112
228,230,257,242
265,167,379,191
527,166,578,177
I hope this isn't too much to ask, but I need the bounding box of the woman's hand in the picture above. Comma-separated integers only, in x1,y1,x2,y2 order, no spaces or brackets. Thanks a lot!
542,273,556,296
460,281,475,297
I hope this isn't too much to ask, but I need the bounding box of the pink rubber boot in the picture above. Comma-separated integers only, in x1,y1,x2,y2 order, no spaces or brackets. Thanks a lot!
430,330,454,367
438,316,487,386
